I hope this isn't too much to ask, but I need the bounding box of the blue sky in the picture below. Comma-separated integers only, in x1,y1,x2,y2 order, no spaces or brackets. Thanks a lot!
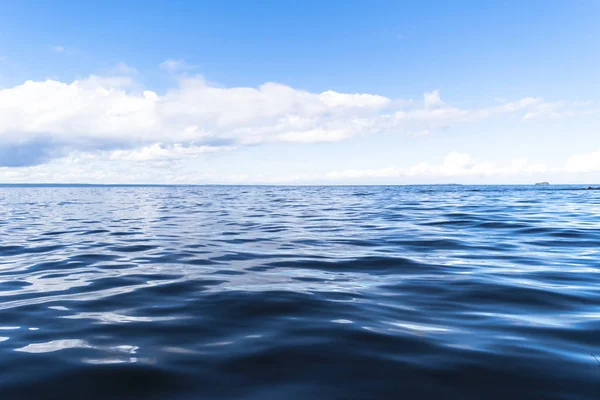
0,0,599,183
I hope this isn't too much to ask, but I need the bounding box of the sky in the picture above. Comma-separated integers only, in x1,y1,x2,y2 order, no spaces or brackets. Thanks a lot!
0,0,599,184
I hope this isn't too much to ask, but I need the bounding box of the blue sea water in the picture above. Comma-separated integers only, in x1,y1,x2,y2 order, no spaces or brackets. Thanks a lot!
0,185,599,399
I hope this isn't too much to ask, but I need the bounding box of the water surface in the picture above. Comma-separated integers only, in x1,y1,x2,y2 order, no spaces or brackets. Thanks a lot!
0,185,599,399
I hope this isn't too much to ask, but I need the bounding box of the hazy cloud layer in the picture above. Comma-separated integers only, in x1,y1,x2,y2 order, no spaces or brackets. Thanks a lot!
1,148,598,184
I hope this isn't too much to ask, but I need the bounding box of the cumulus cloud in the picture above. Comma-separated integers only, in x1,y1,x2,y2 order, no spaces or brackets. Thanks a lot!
0,71,590,170
0,75,396,151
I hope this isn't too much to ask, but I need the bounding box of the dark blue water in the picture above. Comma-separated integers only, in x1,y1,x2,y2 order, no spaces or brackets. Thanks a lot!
0,185,599,399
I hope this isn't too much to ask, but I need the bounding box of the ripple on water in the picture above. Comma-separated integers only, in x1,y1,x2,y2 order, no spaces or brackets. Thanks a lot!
0,185,598,399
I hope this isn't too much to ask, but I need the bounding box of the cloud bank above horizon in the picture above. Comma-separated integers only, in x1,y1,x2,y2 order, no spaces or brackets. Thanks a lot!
0,63,598,184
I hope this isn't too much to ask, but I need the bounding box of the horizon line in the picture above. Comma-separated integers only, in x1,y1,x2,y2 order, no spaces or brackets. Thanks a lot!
0,183,598,187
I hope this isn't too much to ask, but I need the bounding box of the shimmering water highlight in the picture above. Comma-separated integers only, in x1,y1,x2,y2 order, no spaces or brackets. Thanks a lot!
0,185,599,399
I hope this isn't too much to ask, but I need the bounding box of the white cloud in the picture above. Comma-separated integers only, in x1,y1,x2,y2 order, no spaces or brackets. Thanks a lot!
523,102,570,120
0,149,236,184
522,100,598,121
0,75,563,148
0,71,592,173
2,147,600,184
51,46,77,55
318,90,390,108
564,148,600,173
159,58,197,73
111,62,138,75
424,90,442,109
325,152,549,180
0,75,398,149
108,143,232,161
0,76,154,145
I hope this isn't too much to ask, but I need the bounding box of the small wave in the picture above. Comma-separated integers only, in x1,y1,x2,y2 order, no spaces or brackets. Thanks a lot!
0,185,598,399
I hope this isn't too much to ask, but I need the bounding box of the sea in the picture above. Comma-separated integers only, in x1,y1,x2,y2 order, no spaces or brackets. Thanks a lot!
0,184,599,399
